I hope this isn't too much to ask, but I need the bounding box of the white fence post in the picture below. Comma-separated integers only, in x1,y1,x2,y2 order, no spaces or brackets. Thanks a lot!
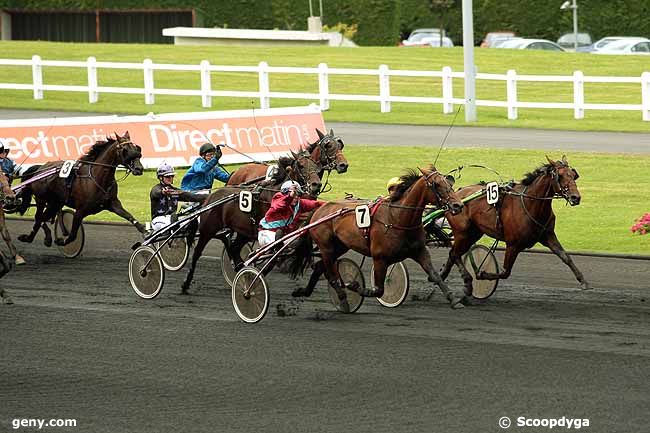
573,70,585,119
31,55,43,100
642,72,650,121
379,64,391,113
143,58,155,105
506,69,517,120
258,61,270,109
200,60,212,108
318,62,330,111
87,56,98,104
442,66,454,114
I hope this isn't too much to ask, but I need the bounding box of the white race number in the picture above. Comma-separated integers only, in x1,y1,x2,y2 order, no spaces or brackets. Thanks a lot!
486,181,499,205
355,205,371,228
59,160,76,178
239,191,253,213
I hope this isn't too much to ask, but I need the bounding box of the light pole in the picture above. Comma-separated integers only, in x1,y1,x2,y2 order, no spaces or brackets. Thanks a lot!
462,0,477,121
560,0,578,51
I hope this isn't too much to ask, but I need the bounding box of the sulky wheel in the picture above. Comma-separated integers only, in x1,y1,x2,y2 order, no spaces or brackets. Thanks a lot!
232,266,269,323
155,238,189,272
129,245,165,299
372,261,410,308
327,258,364,313
54,209,85,259
463,244,499,299
221,243,254,286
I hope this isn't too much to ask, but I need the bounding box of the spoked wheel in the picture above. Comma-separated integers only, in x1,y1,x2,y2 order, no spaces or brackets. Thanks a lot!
129,246,165,299
54,209,85,258
232,266,269,323
463,244,499,299
221,243,254,286
327,258,364,313
155,237,189,271
372,261,410,308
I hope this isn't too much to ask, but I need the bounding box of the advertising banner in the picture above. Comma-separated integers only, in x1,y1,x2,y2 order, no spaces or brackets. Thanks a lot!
0,105,326,168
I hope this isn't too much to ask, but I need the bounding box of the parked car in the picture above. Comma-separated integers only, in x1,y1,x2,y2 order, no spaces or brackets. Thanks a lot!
480,31,517,48
400,28,446,47
593,37,650,55
576,36,643,53
498,38,565,52
556,33,593,50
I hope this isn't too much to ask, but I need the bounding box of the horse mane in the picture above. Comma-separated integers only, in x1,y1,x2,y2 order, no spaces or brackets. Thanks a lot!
79,137,115,162
389,169,422,202
520,160,567,186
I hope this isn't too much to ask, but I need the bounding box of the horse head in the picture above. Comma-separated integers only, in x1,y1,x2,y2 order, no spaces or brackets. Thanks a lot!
0,171,16,207
114,131,144,176
312,128,349,174
418,166,464,215
546,155,581,206
280,149,322,197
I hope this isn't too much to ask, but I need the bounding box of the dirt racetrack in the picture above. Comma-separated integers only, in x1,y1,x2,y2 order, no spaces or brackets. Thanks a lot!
1,219,648,433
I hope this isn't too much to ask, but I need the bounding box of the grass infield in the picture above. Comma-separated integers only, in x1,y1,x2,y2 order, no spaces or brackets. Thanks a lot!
0,41,649,132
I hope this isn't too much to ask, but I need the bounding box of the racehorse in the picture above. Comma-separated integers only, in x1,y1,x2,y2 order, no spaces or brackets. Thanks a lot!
181,150,323,294
440,155,589,296
289,166,467,312
0,171,19,304
16,132,146,247
226,128,348,186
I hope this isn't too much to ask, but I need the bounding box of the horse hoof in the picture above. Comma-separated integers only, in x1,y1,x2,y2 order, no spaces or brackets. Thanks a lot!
15,255,26,265
580,282,592,290
338,298,350,313
54,238,65,246
291,288,310,298
346,281,360,292
17,235,31,243
450,297,466,309
3,297,14,305
460,295,473,306
44,238,53,247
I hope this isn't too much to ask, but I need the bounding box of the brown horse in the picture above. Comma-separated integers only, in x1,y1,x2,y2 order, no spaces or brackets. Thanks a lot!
0,171,19,303
16,132,146,247
181,150,323,293
227,128,348,187
440,156,589,296
290,166,466,311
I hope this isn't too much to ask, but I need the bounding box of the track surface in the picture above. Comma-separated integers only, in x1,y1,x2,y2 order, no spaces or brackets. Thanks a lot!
1,220,648,433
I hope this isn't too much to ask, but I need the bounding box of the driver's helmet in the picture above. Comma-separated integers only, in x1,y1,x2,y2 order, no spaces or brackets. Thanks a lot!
199,142,216,156
280,180,303,195
386,177,401,191
156,162,176,178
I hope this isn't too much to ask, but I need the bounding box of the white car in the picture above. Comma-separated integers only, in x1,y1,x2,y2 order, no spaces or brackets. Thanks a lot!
498,38,565,52
576,36,644,53
593,37,650,55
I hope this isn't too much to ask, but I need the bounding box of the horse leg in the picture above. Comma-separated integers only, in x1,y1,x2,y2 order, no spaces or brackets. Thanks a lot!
107,198,146,233
18,199,47,244
540,231,591,290
320,247,350,313
478,244,521,281
441,233,480,297
0,253,14,303
225,234,248,273
41,204,63,247
362,259,388,297
181,233,211,294
0,210,22,264
292,260,325,297
412,247,464,309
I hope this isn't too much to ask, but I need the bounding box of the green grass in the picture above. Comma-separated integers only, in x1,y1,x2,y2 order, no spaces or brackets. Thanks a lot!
0,41,649,132
39,145,648,255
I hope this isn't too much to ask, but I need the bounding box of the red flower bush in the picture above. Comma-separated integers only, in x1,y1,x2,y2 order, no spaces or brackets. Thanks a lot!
631,213,650,235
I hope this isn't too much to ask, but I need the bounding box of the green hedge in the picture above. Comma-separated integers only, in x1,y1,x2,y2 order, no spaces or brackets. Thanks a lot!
1,0,649,45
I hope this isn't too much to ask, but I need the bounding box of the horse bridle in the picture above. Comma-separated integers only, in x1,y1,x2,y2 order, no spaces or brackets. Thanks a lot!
421,169,455,212
316,135,344,172
291,154,322,196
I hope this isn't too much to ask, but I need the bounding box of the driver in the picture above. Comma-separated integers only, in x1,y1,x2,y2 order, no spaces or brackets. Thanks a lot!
258,180,324,246
150,162,206,231
181,142,230,194
0,142,16,183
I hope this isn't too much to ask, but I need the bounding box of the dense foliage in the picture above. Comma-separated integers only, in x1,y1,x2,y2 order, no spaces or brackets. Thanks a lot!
1,0,648,45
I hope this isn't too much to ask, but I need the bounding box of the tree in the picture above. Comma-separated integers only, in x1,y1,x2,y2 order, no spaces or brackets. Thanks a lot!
430,0,455,46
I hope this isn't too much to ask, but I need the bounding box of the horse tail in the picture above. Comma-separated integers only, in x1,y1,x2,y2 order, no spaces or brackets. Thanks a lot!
286,231,314,279
15,165,40,215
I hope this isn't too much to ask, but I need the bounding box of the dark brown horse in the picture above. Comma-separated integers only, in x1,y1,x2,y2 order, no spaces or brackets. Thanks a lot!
181,150,323,293
440,156,589,296
16,132,146,247
290,166,466,311
227,128,348,188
